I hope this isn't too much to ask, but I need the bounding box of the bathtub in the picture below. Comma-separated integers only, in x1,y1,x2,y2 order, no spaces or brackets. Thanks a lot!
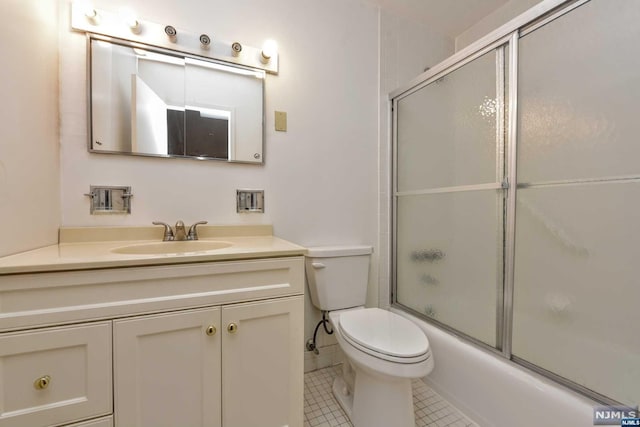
392,308,597,427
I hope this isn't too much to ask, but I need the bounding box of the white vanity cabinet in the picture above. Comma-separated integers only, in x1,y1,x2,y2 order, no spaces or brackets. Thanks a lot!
0,255,305,427
114,296,303,427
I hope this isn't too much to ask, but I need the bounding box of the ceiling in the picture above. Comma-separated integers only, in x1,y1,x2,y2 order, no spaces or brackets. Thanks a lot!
364,0,513,38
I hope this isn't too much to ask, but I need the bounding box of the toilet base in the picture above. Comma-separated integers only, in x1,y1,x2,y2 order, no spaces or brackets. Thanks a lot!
332,376,353,420
333,365,415,427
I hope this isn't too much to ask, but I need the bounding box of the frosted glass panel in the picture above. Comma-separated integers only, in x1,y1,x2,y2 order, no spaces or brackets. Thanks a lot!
518,0,640,183
512,182,640,406
396,51,499,192
396,190,502,346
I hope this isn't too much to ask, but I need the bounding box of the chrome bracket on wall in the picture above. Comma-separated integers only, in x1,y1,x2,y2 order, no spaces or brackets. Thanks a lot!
84,186,133,214
237,189,264,213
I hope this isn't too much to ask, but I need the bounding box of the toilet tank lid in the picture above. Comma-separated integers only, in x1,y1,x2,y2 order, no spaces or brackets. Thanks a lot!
305,245,373,258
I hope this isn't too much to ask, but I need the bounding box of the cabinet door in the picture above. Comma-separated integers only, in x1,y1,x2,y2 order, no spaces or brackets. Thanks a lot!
114,307,221,427
222,296,303,427
0,322,112,427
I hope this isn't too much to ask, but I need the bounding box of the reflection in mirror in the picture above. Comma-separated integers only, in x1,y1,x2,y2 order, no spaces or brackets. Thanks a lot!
90,37,265,163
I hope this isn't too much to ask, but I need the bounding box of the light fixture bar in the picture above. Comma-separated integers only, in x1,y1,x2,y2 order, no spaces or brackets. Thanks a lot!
70,2,278,74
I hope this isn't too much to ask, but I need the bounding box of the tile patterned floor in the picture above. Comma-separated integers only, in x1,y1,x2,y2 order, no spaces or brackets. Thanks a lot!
304,365,478,427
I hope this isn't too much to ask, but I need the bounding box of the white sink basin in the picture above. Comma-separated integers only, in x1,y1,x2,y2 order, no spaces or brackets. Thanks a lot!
112,240,233,255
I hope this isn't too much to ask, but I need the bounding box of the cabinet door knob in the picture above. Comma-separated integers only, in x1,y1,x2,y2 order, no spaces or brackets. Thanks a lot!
34,375,51,390
206,325,217,336
227,323,238,334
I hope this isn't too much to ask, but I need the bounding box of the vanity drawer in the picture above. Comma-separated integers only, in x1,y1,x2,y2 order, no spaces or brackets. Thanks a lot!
0,256,305,331
0,322,112,427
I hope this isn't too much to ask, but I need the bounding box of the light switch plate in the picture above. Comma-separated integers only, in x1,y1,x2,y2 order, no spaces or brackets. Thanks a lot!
275,111,287,132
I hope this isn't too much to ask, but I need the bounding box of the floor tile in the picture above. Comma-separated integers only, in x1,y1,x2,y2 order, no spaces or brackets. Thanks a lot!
303,365,479,427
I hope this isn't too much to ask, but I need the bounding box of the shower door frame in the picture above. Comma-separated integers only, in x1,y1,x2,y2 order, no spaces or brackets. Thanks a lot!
389,0,620,406
391,34,513,355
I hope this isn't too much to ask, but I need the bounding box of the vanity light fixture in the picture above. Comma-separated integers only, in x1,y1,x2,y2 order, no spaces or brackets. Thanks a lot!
71,3,279,73
200,34,211,49
231,41,243,57
164,25,177,42
76,0,98,24
85,8,98,21
260,39,277,64
128,20,141,34
119,7,141,34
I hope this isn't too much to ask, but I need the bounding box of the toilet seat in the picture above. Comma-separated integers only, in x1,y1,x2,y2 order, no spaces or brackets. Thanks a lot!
338,308,430,364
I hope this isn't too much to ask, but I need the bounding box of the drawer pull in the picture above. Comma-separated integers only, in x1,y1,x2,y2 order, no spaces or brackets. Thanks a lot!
206,325,217,336
34,375,51,390
227,323,238,334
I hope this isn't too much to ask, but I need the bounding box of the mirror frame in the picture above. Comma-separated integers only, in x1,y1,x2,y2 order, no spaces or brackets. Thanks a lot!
86,34,266,164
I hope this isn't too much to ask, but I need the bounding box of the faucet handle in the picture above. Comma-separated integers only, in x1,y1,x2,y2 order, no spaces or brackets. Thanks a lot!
152,221,175,241
188,221,208,240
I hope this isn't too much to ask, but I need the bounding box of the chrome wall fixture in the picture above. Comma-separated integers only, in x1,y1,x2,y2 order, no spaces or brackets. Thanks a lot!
84,185,133,214
71,1,279,74
236,189,264,213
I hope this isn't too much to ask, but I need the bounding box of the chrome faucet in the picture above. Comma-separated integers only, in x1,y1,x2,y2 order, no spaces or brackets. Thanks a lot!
174,220,187,241
153,220,208,241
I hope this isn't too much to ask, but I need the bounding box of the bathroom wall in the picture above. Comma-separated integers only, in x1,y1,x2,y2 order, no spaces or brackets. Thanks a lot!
304,8,455,371
0,0,60,257
455,0,543,51
59,0,378,233
57,0,379,355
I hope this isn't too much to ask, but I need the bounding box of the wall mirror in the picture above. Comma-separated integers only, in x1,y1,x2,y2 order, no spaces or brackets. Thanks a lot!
89,36,265,163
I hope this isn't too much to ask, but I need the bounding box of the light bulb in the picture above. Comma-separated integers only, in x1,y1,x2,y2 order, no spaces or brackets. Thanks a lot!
76,0,98,23
118,7,141,34
261,39,278,63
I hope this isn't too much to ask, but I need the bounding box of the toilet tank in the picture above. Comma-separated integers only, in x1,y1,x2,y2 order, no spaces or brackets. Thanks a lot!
305,245,373,311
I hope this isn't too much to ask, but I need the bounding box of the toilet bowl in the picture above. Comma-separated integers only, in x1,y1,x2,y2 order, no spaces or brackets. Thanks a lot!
304,244,434,427
328,307,433,427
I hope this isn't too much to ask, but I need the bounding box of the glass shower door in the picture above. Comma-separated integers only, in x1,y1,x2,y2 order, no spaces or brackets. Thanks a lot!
394,46,508,348
513,0,640,406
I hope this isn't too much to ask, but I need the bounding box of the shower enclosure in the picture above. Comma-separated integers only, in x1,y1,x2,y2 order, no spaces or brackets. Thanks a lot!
391,0,640,407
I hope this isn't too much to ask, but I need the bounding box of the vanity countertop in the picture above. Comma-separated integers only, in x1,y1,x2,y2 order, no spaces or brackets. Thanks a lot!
0,225,307,275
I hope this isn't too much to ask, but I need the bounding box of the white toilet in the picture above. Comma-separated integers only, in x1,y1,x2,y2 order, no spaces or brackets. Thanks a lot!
305,246,434,427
